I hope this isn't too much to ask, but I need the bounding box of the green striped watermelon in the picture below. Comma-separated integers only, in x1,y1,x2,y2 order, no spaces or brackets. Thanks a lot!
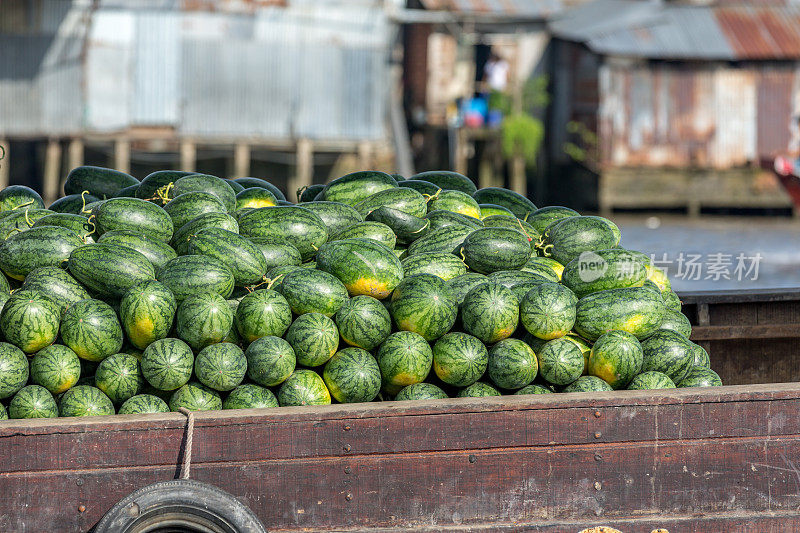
487,269,549,290
141,338,194,391
234,289,292,343
332,221,396,249
236,187,277,210
297,184,325,203
423,209,483,233
487,339,538,390
376,331,433,395
323,348,381,403
445,272,489,306
64,166,138,199
279,269,349,317
157,255,234,302
0,342,29,399
536,338,585,386
316,238,403,299
245,335,296,387
59,385,115,417
479,204,515,218
284,313,339,368
194,343,247,392
118,394,170,414
49,193,100,214
574,287,666,341
319,171,397,206
9,385,59,418
30,344,81,394
0,403,7,420
677,367,722,387
472,187,537,219
135,170,192,200
640,330,694,384
95,353,143,404
457,382,501,397
663,290,682,312
60,299,123,362
538,216,618,265
407,225,473,256
98,230,177,270
587,330,643,389
248,240,302,271
171,212,239,254
0,185,44,211
187,227,268,286
238,206,327,261
561,249,648,298
223,384,279,410
527,206,579,234
120,280,177,350
525,256,564,279
658,310,692,338
646,264,671,292
0,225,83,280
563,376,613,393
175,292,234,351
627,371,676,390
233,178,286,202
335,296,392,350
297,201,363,236
164,192,228,230
427,190,481,219
432,332,488,387
412,171,475,195
519,282,577,340
519,260,560,282
394,382,448,401
34,214,95,241
459,227,532,274
354,187,428,218
390,274,457,341
482,215,538,244
514,384,553,395
460,282,519,344
365,206,429,244
68,243,155,299
95,197,174,242
691,343,711,368
397,179,441,196
172,174,236,212
0,290,61,354
277,369,331,406
401,252,467,280
169,382,223,412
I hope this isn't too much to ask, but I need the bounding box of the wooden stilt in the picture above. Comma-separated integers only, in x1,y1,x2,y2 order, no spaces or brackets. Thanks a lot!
67,138,84,170
43,139,62,205
234,143,251,178
292,139,313,202
114,138,131,175
357,141,372,170
511,155,527,197
0,140,9,190
180,140,196,172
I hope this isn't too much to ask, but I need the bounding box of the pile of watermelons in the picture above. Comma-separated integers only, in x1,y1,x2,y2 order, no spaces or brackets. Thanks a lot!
0,167,721,419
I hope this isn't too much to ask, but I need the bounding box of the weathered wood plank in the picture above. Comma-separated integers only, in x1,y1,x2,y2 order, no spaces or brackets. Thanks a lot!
690,324,800,340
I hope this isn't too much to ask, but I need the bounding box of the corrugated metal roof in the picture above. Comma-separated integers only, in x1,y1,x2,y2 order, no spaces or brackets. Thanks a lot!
550,0,800,60
420,0,561,20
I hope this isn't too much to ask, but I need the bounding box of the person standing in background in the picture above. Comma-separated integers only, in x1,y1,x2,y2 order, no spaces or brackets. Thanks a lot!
483,52,509,93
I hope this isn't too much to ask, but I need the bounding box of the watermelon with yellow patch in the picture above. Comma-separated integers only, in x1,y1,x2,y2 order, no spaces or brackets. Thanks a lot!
316,238,403,299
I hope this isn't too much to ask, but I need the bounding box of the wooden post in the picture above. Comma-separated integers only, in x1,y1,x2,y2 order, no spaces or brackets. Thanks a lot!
114,138,130,174
0,139,9,190
478,141,494,189
292,138,313,202
357,141,372,170
43,139,62,205
67,138,83,170
454,129,469,176
180,140,196,173
510,155,527,197
234,143,250,178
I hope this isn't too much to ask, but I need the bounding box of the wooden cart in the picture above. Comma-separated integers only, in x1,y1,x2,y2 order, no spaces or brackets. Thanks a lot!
2,289,800,532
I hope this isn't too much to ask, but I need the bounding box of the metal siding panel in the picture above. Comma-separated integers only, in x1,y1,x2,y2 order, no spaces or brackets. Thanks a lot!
133,12,180,125
757,68,793,158
713,69,756,167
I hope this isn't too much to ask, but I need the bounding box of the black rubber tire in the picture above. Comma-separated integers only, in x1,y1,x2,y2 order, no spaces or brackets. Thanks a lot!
93,479,267,533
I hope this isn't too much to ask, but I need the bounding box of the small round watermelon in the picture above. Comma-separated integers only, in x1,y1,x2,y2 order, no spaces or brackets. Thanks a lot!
691,343,711,368
0,290,61,354
223,384,279,410
141,338,194,391
678,367,722,388
658,310,692,338
520,282,577,340
390,274,457,341
487,339,537,390
30,344,81,395
394,382,448,401
284,313,339,367
432,332,488,388
245,336,296,387
514,384,553,395
640,330,694,384
445,273,489,306
194,343,247,392
279,269,349,317
169,382,223,412
60,298,124,362
59,385,115,417
95,353,143,404
119,280,177,350
627,371,676,390
563,334,593,374
175,292,234,351
234,289,292,344
457,382,501,398
376,331,433,396
323,348,381,404
536,338,584,386
8,385,58,419
335,296,391,350
563,375,613,393
0,342,29,399
277,369,331,407
118,394,170,414
460,283,519,344
587,330,643,389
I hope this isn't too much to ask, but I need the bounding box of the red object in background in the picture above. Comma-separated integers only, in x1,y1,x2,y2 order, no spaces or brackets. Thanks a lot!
766,156,800,209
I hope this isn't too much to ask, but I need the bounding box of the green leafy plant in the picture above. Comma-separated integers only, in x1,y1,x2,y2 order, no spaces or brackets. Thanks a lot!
563,121,598,166
497,76,550,166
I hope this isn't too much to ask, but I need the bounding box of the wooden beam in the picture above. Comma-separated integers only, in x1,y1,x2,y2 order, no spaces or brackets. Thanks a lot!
510,155,526,196
180,140,196,172
357,141,372,170
113,138,130,175
233,143,250,178
43,139,61,205
454,129,468,176
0,139,9,190
292,138,313,202
67,138,83,170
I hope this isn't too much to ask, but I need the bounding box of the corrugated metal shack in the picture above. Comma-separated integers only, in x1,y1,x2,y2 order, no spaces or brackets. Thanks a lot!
548,0,799,214
0,0,397,201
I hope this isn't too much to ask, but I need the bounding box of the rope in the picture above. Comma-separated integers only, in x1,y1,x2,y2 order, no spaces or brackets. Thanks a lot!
178,407,195,480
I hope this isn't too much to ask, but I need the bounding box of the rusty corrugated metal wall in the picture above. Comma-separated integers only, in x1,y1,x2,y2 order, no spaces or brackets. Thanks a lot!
598,61,800,169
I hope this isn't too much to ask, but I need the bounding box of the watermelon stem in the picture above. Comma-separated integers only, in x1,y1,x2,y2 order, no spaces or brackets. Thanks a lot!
149,183,174,205
82,215,97,243
423,189,442,203
80,190,91,214
13,199,35,212
23,208,34,227
4,227,21,239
